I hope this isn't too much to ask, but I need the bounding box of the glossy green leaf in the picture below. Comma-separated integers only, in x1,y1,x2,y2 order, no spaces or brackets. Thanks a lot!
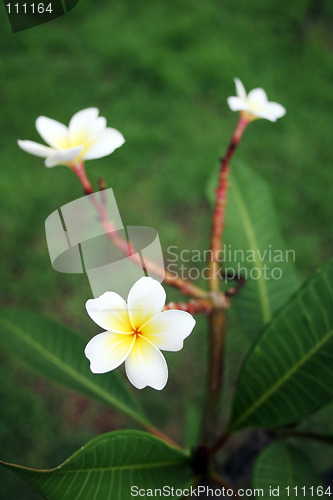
206,161,299,336
0,308,148,426
296,404,333,471
230,259,333,430
253,442,322,498
1,430,192,500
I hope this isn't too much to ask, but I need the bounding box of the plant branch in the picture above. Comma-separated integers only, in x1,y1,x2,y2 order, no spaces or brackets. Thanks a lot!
71,162,208,299
164,298,215,315
209,115,248,292
281,431,333,446
200,310,227,443
209,432,231,456
202,116,248,444
143,422,181,449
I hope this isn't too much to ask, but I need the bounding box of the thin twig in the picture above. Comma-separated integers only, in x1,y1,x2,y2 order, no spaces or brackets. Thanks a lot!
144,422,181,449
209,115,248,292
209,433,231,456
203,116,249,443
71,162,208,299
164,298,214,315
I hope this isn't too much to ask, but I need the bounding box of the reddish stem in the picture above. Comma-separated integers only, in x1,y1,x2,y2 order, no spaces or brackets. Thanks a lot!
209,115,248,292
72,162,93,195
164,299,214,315
70,162,208,300
202,115,249,443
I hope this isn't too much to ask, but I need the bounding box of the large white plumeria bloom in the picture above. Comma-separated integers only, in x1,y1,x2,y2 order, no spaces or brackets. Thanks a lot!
227,78,286,122
18,108,125,168
84,277,196,390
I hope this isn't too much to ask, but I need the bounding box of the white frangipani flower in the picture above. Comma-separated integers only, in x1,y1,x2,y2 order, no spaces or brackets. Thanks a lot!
227,78,286,122
18,108,125,168
84,277,196,390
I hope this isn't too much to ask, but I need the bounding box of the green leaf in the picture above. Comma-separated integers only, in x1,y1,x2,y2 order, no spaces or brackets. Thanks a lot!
253,441,322,498
206,161,299,336
0,430,192,500
0,308,148,426
296,404,333,471
229,259,333,430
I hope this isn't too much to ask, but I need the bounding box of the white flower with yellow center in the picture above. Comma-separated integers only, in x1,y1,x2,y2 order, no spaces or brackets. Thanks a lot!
227,78,286,122
18,108,125,168
84,277,196,390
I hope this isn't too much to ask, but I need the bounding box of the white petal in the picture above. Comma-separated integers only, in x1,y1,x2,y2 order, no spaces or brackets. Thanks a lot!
140,310,196,352
17,139,55,158
234,78,247,100
127,277,166,330
266,102,286,120
36,116,69,149
86,292,133,334
44,146,84,167
125,335,168,390
227,97,247,112
68,108,99,140
247,88,268,105
85,331,135,374
90,116,107,135
253,110,277,122
83,128,125,160
247,107,282,122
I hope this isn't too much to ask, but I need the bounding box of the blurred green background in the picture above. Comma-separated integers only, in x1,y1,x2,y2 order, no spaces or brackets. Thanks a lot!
1,0,333,497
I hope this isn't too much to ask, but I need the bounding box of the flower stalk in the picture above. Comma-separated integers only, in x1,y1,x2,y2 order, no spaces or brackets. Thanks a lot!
72,161,209,300
72,162,94,195
203,115,248,442
209,115,248,292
